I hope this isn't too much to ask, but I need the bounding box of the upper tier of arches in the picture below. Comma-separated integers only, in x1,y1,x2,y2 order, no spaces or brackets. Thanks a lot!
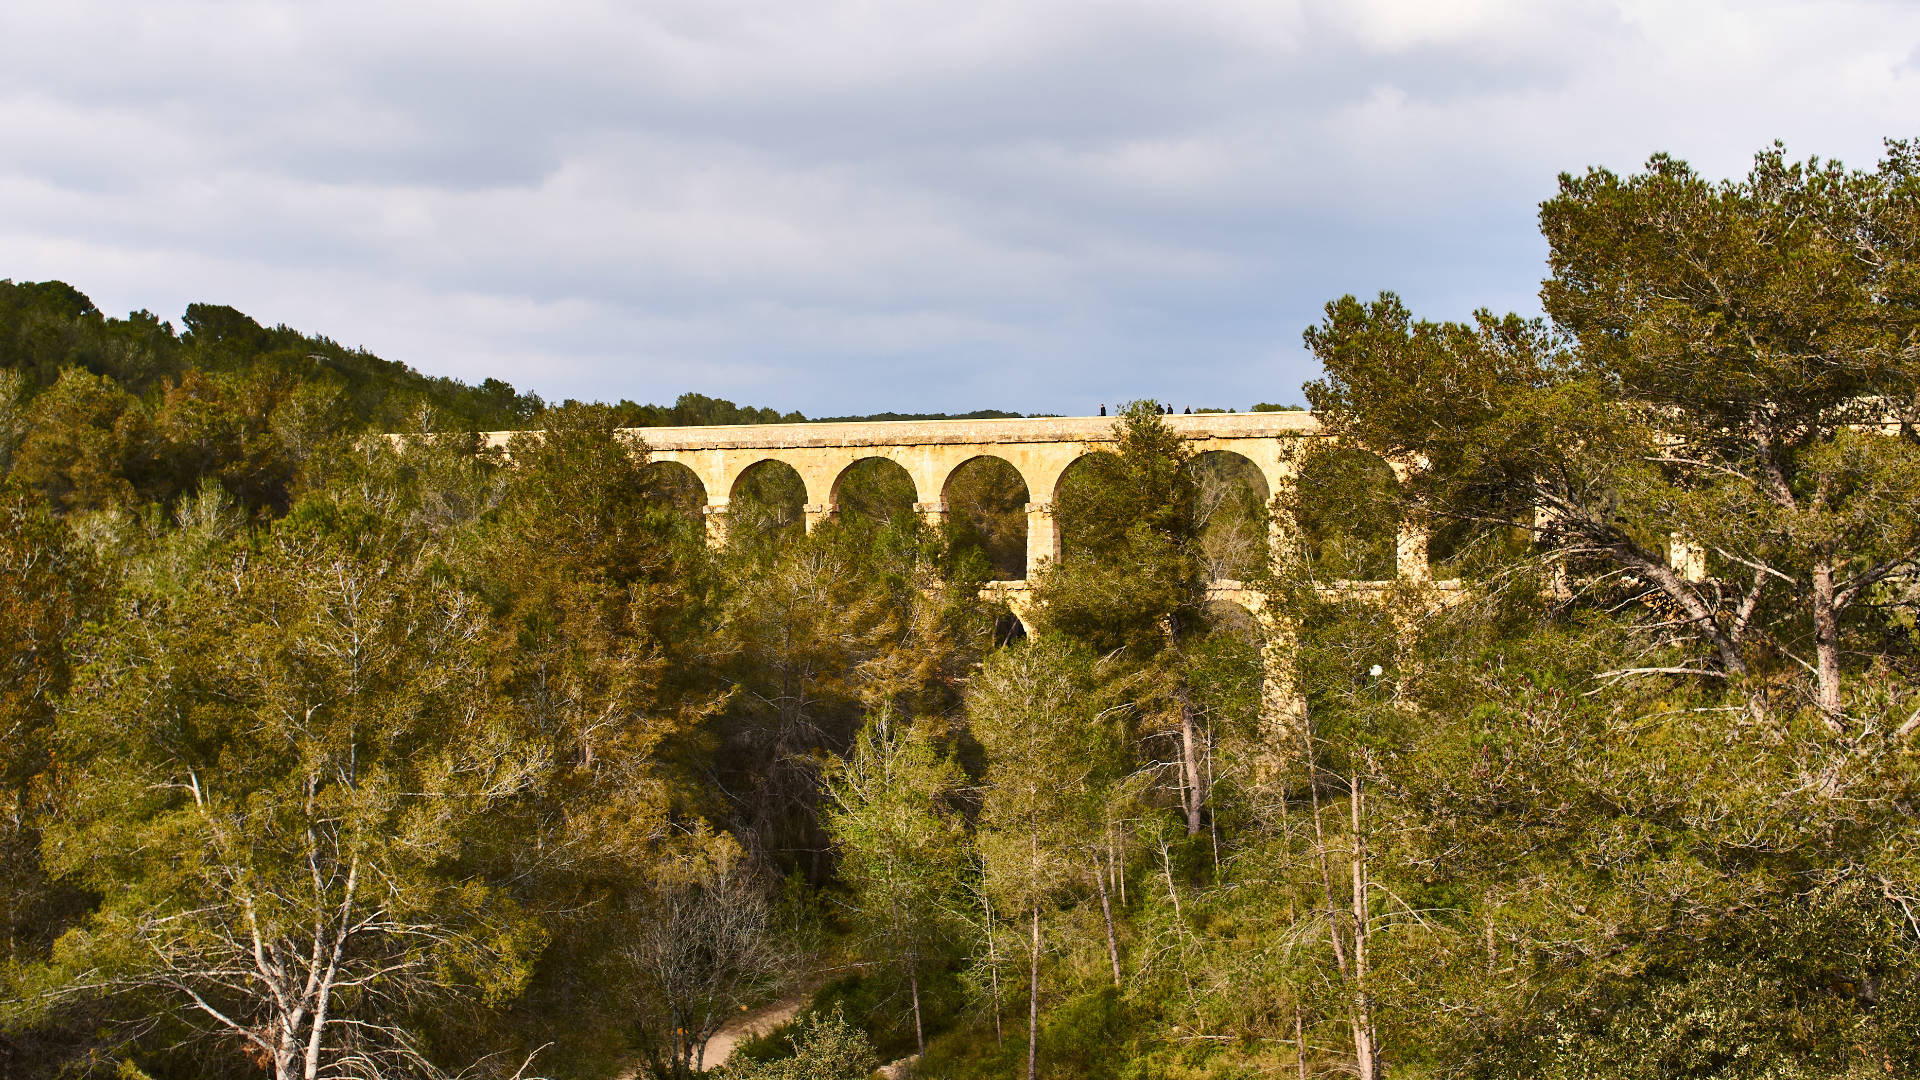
486,412,1428,582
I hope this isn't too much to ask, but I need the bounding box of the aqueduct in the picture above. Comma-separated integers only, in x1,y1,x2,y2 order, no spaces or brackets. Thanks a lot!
469,410,1705,742
487,410,1437,639
480,410,1434,593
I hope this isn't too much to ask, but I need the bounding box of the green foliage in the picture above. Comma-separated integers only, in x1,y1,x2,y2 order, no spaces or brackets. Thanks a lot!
905,139,1920,1080
0,417,755,1079
719,1008,880,1080
1189,451,1268,581
1036,988,1132,1078
12,366,148,512
834,458,919,529
799,969,968,1063
811,409,1025,423
728,461,809,547
1387,599,1920,1078
32,480,547,1077
706,498,989,875
823,713,968,1051
969,637,1125,915
1303,142,1920,712
1290,443,1400,581
0,478,102,1072
1041,400,1209,656
1057,401,1199,561
0,280,546,431
609,391,804,429
942,456,1028,580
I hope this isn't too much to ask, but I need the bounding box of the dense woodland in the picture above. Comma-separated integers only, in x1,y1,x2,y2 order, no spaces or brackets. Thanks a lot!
3,141,1920,1080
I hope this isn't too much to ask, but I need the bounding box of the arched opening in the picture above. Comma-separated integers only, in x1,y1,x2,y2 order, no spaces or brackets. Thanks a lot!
1203,598,1261,640
992,610,1030,647
832,457,918,529
1293,444,1400,581
640,459,706,529
729,459,807,546
1051,450,1125,564
1189,451,1270,581
942,456,1029,580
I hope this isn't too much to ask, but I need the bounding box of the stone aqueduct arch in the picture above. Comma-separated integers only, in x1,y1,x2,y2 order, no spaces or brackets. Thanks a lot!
492,410,1435,586
463,410,1697,749
470,412,1468,622
470,410,1708,598
478,413,1446,662
468,411,1496,746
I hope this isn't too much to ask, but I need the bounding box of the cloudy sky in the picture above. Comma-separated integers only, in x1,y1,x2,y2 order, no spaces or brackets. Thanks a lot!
3,1,1916,416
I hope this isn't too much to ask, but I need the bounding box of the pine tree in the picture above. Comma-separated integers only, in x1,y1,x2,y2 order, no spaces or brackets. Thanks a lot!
822,711,967,1055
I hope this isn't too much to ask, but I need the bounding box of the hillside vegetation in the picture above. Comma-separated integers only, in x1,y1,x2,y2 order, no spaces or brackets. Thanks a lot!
0,278,1024,520
3,141,1920,1080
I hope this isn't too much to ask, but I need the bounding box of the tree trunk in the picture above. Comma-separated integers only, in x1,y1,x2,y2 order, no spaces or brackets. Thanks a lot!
910,960,925,1055
1178,695,1206,835
301,998,326,1080
1811,550,1844,720
1295,1008,1310,1080
985,892,1004,1048
1349,773,1377,1080
304,859,354,1080
1093,848,1122,986
1107,818,1118,897
1206,723,1221,871
1307,757,1349,976
269,1005,299,1080
1028,902,1041,1080
1158,839,1185,929
1608,538,1748,675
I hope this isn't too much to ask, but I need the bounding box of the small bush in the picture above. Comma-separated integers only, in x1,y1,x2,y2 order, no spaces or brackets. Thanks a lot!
718,1008,879,1080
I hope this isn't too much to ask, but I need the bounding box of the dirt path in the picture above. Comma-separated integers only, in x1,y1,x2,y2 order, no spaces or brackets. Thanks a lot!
699,990,812,1071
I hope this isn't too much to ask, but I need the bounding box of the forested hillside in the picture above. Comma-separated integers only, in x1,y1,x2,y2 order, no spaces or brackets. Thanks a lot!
0,280,548,430
0,279,1019,521
3,142,1919,1080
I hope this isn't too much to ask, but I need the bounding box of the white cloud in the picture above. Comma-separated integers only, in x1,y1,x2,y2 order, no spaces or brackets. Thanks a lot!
1,0,1916,414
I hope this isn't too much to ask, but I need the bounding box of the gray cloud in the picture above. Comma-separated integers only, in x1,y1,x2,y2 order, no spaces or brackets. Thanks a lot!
2,0,1916,415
